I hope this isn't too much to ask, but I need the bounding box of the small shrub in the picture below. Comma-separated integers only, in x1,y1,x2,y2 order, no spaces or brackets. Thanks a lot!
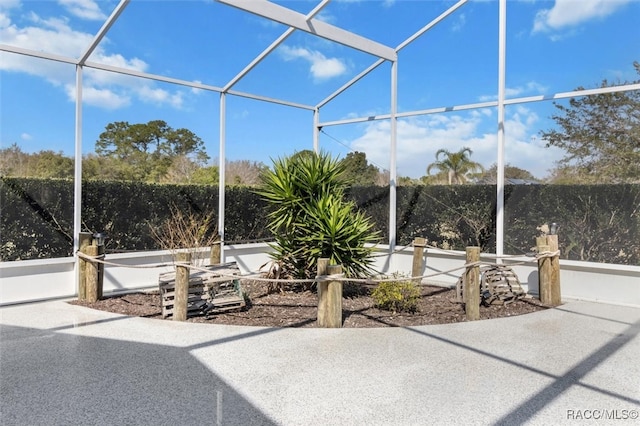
148,204,218,267
371,277,421,313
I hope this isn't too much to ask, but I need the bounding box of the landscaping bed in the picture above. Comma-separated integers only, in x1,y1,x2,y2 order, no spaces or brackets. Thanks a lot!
69,280,548,328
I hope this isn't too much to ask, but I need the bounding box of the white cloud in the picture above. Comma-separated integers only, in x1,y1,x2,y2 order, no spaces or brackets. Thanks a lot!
20,132,32,141
58,0,107,21
348,107,562,179
66,84,131,109
279,45,347,81
0,12,11,28
0,9,187,110
533,0,630,34
137,86,184,109
0,0,20,11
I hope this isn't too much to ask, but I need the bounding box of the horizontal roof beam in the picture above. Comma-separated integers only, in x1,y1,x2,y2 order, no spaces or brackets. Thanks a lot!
318,83,640,127
0,44,78,65
84,61,224,92
216,0,397,61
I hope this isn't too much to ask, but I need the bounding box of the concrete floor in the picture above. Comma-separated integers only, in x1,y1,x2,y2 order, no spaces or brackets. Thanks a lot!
1,298,639,425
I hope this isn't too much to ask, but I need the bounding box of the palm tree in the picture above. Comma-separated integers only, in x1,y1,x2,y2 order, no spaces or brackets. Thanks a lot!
426,147,484,185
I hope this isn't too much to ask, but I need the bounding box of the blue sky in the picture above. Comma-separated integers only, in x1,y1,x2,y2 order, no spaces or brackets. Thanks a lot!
1,0,639,179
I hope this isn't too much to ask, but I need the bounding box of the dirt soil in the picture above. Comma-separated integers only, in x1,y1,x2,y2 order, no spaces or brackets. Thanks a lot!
69,280,549,328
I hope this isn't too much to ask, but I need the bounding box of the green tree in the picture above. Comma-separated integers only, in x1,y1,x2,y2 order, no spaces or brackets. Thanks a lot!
0,144,30,177
191,165,219,185
340,151,380,186
426,147,484,185
0,145,73,179
95,120,209,182
32,151,74,179
479,163,539,184
541,62,640,184
255,150,379,280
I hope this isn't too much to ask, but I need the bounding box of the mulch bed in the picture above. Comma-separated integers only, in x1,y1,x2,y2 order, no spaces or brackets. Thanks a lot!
69,280,549,328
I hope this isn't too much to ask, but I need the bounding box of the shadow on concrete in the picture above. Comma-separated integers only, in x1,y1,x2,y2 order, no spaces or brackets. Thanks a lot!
493,318,640,425
404,317,640,425
0,324,276,426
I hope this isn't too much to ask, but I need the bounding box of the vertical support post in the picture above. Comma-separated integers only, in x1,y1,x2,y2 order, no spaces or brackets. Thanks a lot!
388,60,398,267
73,65,84,294
174,252,191,321
313,108,320,153
412,237,426,284
546,234,561,306
218,92,227,264
495,0,507,260
77,232,92,300
537,243,552,305
318,262,343,328
464,246,480,321
85,244,99,303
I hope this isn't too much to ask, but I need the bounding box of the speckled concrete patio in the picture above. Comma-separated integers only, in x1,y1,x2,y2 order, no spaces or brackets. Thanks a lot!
1,298,639,425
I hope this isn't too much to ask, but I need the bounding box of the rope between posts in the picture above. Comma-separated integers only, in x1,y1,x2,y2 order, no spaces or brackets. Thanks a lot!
76,249,560,286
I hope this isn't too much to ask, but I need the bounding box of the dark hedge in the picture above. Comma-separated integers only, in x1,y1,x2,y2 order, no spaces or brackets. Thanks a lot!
2,177,638,265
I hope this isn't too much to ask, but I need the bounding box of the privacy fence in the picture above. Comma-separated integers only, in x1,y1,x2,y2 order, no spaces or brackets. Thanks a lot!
1,177,638,265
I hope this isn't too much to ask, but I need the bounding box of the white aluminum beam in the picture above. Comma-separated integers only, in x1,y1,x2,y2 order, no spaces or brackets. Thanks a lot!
318,81,640,128
496,0,507,259
84,60,224,91
313,108,320,152
84,60,315,109
78,0,130,65
73,66,83,282
389,61,398,256
226,89,315,110
218,93,227,261
216,0,397,61
504,83,640,104
223,0,330,92
0,44,77,65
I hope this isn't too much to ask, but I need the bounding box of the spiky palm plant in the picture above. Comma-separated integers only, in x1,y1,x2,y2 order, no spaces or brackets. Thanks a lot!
255,150,379,280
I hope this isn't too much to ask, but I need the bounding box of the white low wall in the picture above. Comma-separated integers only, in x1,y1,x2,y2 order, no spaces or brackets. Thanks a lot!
0,243,272,306
1,243,639,308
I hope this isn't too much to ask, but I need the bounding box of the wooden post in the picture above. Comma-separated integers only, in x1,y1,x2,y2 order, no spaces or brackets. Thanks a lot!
77,232,92,300
174,252,191,321
85,244,99,303
412,237,426,285
318,262,343,328
317,258,329,325
547,234,561,306
537,243,552,305
209,237,221,265
464,246,480,321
